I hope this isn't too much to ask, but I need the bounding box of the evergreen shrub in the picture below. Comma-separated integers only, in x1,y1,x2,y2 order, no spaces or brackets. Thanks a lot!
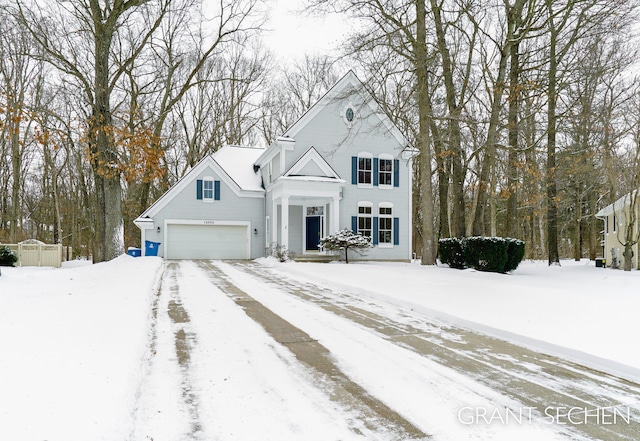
437,237,525,273
463,236,508,273
504,238,526,272
0,246,18,267
320,228,372,264
438,238,465,269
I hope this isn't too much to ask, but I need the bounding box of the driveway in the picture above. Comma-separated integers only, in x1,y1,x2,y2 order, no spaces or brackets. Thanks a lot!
131,260,640,441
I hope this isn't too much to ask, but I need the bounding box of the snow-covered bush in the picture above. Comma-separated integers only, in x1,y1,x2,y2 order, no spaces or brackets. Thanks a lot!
319,229,372,264
438,237,525,273
0,246,18,267
462,236,508,273
268,243,294,262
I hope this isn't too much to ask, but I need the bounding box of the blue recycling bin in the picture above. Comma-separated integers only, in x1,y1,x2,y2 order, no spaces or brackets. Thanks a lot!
127,247,141,257
145,240,161,257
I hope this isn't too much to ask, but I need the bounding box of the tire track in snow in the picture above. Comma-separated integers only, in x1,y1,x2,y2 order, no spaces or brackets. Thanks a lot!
229,261,640,441
131,262,204,441
197,260,430,441
165,262,204,439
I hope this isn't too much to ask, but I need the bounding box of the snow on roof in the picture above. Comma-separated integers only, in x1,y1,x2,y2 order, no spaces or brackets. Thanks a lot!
213,145,265,192
279,175,347,184
595,189,638,217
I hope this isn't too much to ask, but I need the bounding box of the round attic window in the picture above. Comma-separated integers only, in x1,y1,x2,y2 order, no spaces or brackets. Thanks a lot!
345,107,354,122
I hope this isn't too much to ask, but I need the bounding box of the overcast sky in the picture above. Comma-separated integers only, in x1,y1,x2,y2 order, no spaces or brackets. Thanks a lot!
262,0,349,59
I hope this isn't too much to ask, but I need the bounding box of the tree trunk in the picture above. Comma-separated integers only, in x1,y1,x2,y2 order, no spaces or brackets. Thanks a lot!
473,72,505,236
10,131,21,242
91,30,123,262
623,245,633,271
473,0,525,237
506,39,521,239
546,4,560,265
429,0,466,238
9,96,22,242
432,122,450,239
417,0,436,265
588,190,598,259
573,182,582,261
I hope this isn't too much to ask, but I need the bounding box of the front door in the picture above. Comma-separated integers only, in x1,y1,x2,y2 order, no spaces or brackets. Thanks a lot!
306,216,321,251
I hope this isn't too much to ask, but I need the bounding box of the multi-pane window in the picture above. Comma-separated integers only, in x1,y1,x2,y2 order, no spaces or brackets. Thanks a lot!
358,157,372,185
379,159,393,186
203,180,214,200
379,206,392,244
358,205,372,237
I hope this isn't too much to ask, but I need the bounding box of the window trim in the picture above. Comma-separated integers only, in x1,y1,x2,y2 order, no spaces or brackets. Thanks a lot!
357,201,373,238
202,176,215,203
343,103,357,127
378,154,394,188
357,152,373,188
378,202,394,248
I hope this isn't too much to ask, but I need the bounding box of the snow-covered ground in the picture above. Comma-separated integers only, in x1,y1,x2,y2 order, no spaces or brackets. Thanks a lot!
0,256,638,440
269,259,640,382
0,256,163,441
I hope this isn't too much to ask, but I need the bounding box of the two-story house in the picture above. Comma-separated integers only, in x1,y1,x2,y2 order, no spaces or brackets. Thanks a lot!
134,71,416,261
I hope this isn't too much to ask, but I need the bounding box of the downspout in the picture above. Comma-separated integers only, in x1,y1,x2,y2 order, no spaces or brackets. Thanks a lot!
594,213,606,264
407,152,414,262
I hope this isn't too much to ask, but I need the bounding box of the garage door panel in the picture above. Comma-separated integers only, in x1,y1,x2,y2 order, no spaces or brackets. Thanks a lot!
166,224,249,260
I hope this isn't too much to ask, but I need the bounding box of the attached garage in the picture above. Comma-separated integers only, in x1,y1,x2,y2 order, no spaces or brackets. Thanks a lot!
165,223,250,260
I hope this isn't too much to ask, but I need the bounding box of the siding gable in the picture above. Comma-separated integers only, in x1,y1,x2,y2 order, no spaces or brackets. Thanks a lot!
296,161,327,177
137,153,263,220
285,146,340,179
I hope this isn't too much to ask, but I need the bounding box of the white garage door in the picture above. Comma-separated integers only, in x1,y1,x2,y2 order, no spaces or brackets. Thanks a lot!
166,224,249,260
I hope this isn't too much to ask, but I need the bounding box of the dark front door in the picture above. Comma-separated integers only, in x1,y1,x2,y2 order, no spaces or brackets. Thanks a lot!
306,216,321,251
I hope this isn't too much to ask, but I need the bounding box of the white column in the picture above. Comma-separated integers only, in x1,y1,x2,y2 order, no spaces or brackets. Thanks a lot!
281,195,289,249
331,195,340,234
272,198,278,246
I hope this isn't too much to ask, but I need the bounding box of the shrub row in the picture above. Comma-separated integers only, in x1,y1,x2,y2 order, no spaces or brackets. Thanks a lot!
438,236,525,273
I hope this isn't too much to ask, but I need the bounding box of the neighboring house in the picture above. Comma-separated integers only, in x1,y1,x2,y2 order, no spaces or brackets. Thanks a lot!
595,191,639,269
134,71,416,261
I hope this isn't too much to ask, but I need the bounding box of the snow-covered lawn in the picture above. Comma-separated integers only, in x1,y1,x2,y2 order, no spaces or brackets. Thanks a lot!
0,256,163,441
0,256,638,440
272,259,640,382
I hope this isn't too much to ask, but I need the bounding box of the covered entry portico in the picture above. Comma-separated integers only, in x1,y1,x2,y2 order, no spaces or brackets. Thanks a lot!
270,177,345,254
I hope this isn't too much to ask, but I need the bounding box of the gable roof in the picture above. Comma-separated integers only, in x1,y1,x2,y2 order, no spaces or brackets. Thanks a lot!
596,190,638,218
286,71,407,145
214,145,264,191
136,146,264,221
254,70,408,167
284,146,341,179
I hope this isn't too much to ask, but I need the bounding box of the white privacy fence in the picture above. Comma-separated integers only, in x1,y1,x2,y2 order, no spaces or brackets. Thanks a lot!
2,243,71,268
